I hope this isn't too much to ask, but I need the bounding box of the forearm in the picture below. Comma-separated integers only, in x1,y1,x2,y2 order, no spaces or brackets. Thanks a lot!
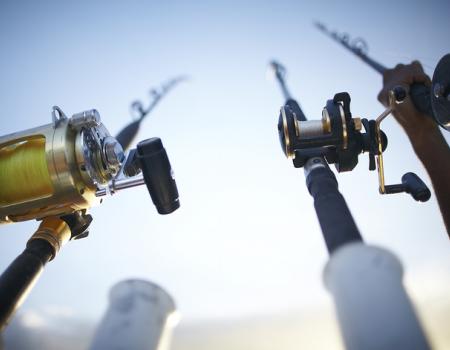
378,61,450,237
410,128,450,236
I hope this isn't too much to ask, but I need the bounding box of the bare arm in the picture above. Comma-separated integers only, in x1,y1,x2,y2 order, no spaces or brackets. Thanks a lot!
378,61,450,237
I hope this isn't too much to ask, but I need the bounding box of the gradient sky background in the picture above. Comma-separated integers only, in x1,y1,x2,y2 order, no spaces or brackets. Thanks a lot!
0,0,449,348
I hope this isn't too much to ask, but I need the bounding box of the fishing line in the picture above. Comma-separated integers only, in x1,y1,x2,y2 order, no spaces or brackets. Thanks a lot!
0,138,53,205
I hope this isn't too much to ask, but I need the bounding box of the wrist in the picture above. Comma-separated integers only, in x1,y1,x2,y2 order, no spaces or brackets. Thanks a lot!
408,126,449,163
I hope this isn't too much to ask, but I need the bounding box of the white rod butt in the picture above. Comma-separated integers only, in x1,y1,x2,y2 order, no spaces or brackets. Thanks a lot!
89,279,179,350
323,243,429,350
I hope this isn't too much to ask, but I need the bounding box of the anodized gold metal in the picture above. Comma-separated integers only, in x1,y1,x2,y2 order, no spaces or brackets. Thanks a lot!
281,107,294,159
0,119,100,223
375,127,386,194
28,216,71,260
375,91,396,194
338,104,348,149
353,117,362,131
294,114,300,137
322,108,332,133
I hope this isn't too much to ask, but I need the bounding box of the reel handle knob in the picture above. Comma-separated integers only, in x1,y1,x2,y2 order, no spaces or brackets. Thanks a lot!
393,86,407,103
136,138,180,214
384,172,431,202
401,172,431,202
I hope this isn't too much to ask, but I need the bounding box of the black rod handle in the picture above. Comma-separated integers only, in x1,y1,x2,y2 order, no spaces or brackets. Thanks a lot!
305,160,363,254
361,55,434,118
0,240,53,330
409,83,433,117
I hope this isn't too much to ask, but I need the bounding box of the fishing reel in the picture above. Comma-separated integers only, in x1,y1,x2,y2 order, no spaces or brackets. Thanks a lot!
0,107,179,229
278,88,431,202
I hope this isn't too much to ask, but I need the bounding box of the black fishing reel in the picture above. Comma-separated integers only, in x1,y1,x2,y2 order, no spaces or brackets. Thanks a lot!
278,89,431,202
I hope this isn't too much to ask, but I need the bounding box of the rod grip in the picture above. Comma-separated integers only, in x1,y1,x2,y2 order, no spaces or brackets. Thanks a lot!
306,165,362,253
324,243,431,350
0,240,53,330
409,83,433,116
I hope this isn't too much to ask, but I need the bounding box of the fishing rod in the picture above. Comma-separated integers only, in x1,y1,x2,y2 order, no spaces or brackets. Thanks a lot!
314,21,450,131
116,76,188,150
270,60,431,349
0,97,181,329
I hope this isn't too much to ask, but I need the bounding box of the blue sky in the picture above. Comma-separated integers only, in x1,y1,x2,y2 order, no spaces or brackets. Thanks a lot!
0,0,449,336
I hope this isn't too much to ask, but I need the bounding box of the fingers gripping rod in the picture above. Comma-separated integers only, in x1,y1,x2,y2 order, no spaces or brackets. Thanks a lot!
314,22,450,131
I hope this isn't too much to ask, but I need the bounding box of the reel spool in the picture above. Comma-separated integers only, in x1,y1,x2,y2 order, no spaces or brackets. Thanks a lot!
0,107,179,225
431,54,450,130
278,89,431,202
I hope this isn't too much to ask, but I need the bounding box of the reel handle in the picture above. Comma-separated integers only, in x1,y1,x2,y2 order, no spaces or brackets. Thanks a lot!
409,83,433,117
136,138,180,214
384,172,431,202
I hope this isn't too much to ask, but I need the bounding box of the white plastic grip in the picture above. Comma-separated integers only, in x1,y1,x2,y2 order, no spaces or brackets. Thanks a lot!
323,243,430,350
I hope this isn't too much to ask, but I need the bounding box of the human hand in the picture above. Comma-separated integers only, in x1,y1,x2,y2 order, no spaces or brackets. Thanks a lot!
377,61,437,143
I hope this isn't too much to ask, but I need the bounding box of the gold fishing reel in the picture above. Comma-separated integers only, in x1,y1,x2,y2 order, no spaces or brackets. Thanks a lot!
0,107,125,223
0,105,181,332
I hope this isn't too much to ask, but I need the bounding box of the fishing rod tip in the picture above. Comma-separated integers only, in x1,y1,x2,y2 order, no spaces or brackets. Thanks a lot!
174,75,190,83
268,60,284,72
313,21,326,31
267,60,286,79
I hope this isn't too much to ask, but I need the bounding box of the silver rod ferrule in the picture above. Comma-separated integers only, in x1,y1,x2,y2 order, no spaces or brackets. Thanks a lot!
304,157,328,178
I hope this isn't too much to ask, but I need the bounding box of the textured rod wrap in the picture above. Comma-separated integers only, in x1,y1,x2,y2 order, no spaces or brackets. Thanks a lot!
0,138,53,205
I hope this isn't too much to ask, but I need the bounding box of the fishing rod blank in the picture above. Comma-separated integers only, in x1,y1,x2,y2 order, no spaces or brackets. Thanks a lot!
269,61,307,123
116,76,188,150
270,60,430,349
314,22,450,131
